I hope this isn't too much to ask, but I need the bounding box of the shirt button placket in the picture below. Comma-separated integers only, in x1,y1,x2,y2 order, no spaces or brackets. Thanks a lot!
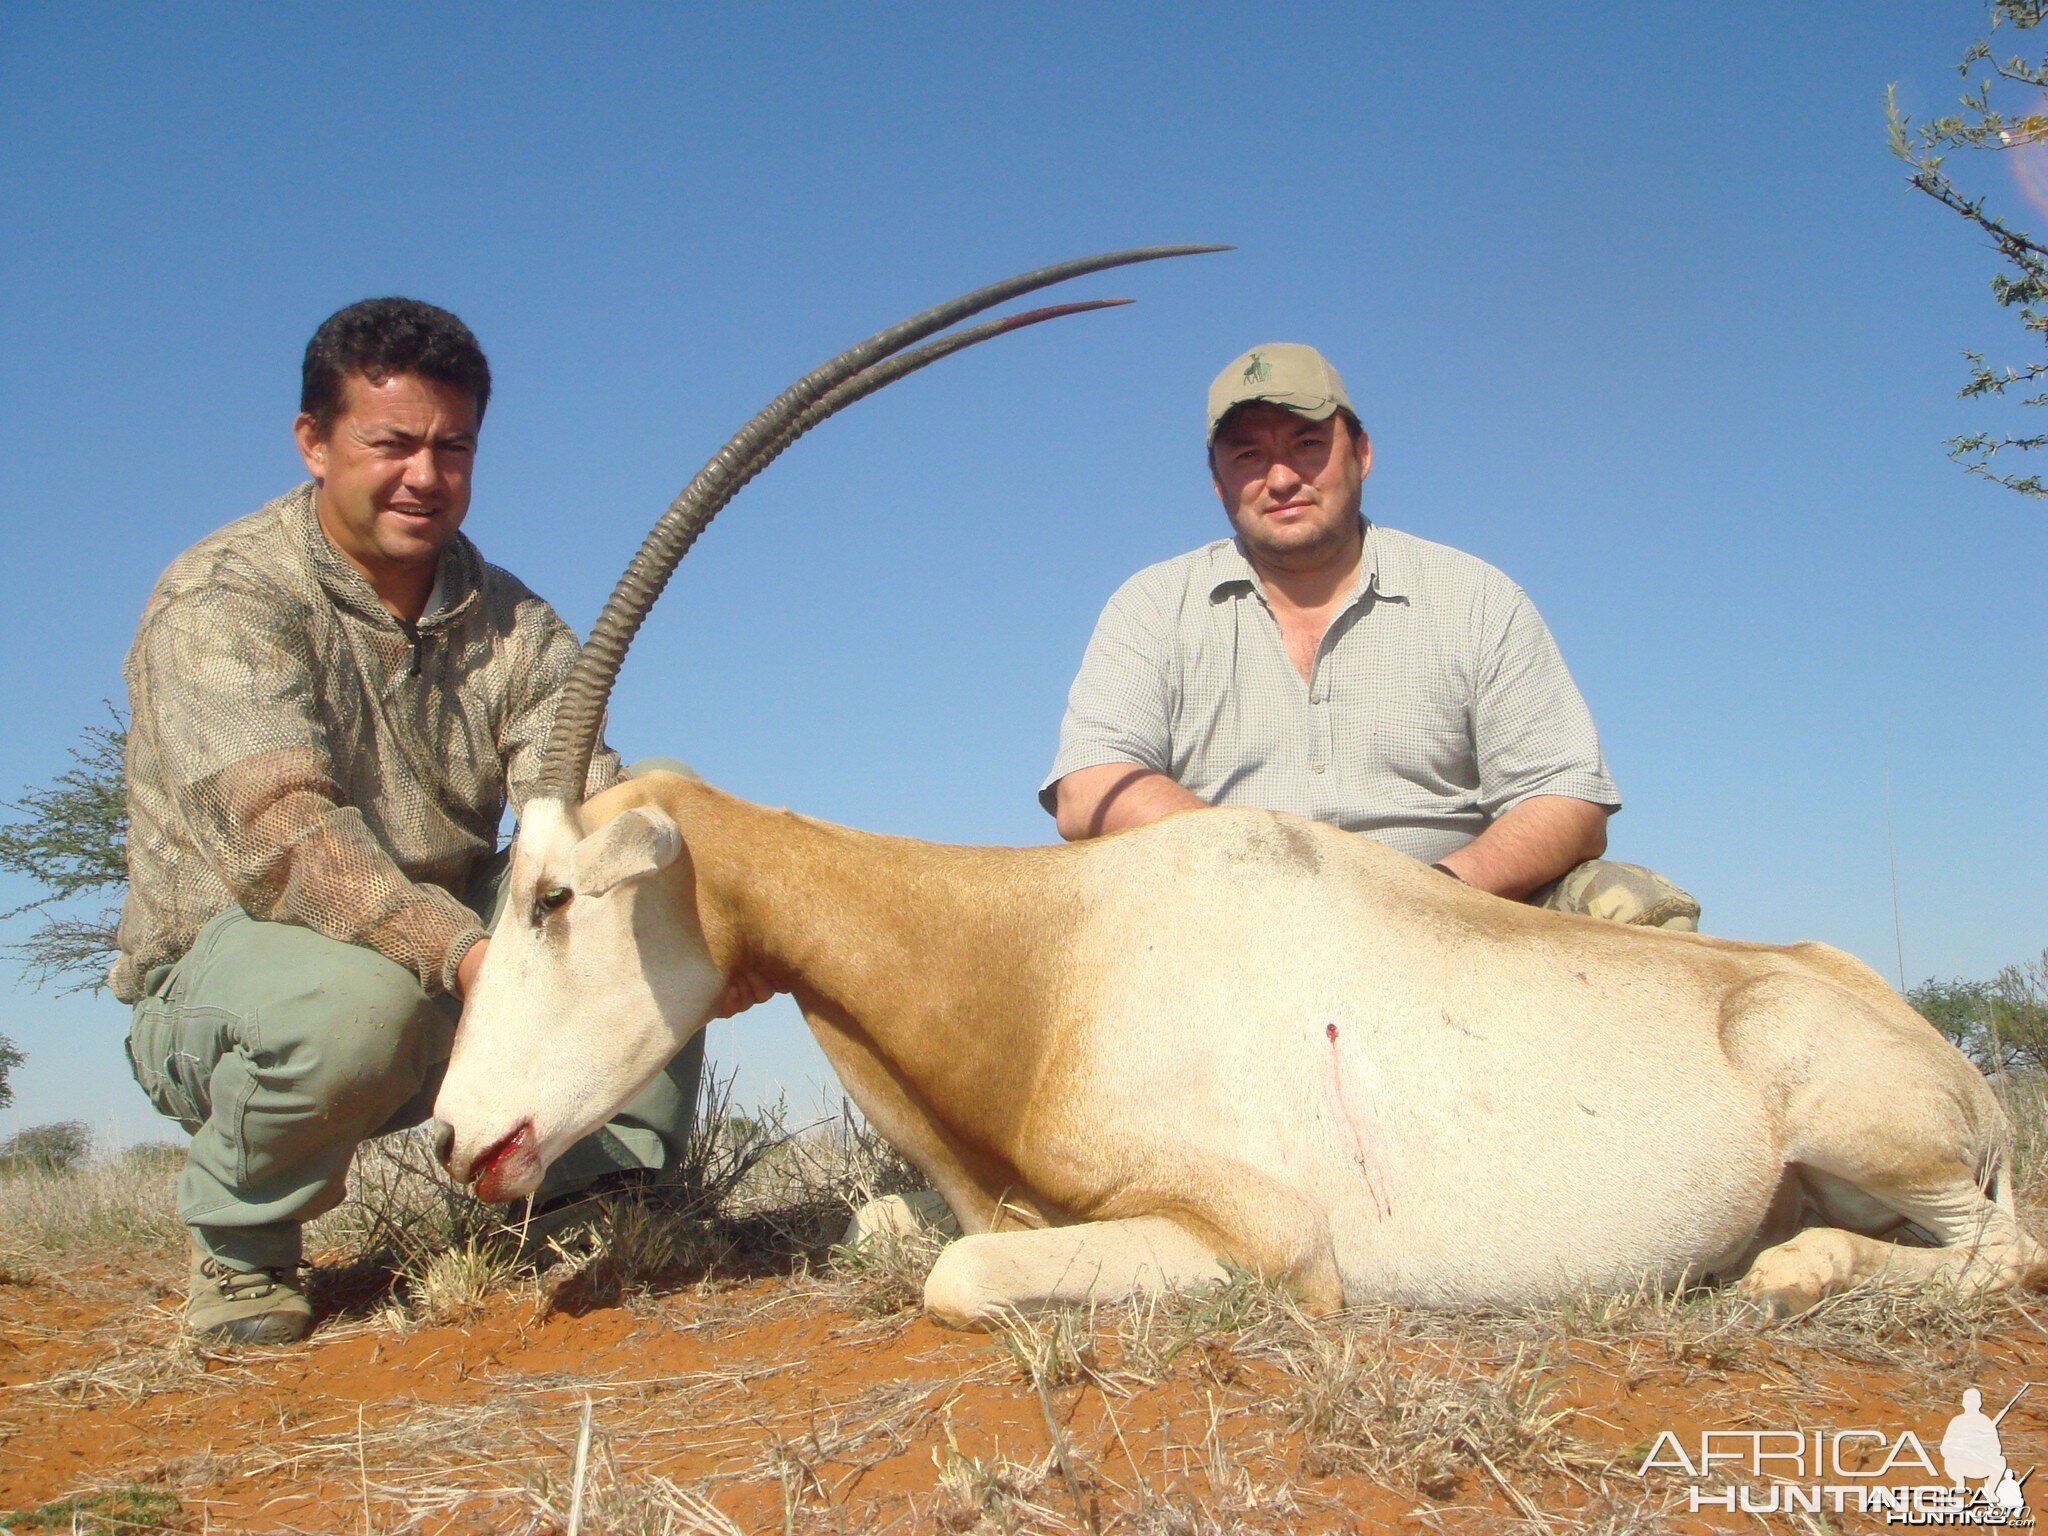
1307,663,1333,815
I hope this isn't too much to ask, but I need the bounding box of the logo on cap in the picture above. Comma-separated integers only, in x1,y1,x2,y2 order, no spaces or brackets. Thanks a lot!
1241,353,1271,385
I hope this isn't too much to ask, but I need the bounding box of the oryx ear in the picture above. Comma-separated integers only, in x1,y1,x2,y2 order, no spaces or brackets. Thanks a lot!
570,806,682,897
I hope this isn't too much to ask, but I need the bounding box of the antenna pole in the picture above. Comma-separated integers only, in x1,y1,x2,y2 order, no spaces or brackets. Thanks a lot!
1885,726,1908,993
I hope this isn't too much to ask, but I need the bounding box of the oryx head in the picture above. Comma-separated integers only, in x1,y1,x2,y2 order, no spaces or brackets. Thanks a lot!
432,244,1226,1201
435,787,716,1201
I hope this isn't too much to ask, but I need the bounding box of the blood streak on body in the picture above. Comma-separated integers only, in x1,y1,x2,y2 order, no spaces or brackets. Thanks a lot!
1325,1021,1392,1219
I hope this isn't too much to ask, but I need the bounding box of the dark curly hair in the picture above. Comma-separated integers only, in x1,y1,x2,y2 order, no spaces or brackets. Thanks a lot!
300,297,492,433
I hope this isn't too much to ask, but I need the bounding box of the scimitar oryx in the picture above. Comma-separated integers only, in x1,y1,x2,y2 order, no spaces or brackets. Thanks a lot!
432,248,2045,1327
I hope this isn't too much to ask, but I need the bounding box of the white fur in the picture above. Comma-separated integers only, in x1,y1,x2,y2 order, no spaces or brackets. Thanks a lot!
437,787,2040,1324
434,798,722,1198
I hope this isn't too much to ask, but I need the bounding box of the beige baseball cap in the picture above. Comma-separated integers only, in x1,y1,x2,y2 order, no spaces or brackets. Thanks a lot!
1206,342,1353,442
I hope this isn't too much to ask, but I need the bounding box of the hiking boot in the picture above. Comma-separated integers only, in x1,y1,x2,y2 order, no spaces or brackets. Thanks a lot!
187,1250,313,1345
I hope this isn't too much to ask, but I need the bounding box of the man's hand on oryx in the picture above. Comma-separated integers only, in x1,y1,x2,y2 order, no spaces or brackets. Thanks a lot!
716,970,778,1019
454,937,488,1002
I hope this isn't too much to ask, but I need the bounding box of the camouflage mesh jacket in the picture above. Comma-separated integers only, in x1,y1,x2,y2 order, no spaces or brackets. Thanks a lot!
111,482,621,1003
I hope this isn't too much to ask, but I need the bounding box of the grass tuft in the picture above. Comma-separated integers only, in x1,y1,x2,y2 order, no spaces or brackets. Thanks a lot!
825,1222,947,1316
997,1304,1103,1391
1117,1265,1290,1383
1278,1322,1590,1495
930,1440,1058,1534
404,1235,521,1325
307,1123,501,1276
2,1484,187,1533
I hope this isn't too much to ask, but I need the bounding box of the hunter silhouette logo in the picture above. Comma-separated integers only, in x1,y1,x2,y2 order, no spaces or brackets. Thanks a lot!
1241,352,1271,384
1639,1383,2036,1523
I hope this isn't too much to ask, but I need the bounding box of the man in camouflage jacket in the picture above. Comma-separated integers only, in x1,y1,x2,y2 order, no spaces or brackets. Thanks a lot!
117,298,702,1343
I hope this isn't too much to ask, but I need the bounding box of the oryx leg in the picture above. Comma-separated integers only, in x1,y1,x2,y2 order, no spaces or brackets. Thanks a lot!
843,1188,962,1246
803,998,1061,1239
921,1162,1342,1328
1738,1159,2045,1317
923,1215,1227,1328
1724,973,2048,1315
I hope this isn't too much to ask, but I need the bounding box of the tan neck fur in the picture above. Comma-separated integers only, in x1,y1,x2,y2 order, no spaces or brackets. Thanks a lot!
649,778,1079,1132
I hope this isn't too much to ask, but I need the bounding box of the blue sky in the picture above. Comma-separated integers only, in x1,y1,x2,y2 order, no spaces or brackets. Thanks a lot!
1,4,2042,1144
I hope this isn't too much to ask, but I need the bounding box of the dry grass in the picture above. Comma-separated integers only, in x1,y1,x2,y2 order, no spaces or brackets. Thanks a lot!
7,1074,2048,1532
0,1240,46,1286
298,1072,933,1326
307,1122,500,1270
927,1439,1062,1534
1991,1066,2048,1204
826,1222,951,1317
404,1236,523,1325
998,1305,1106,1393
1115,1265,1286,1384
1278,1325,1591,1495
0,1141,183,1255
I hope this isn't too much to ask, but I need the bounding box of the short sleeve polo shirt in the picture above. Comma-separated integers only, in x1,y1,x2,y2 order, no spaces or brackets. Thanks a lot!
1041,522,1619,864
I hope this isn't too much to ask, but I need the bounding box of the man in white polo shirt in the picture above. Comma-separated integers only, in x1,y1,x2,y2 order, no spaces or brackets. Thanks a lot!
1043,342,1696,927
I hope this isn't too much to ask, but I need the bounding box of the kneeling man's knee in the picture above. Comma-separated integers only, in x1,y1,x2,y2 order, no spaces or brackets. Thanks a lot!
265,956,451,1117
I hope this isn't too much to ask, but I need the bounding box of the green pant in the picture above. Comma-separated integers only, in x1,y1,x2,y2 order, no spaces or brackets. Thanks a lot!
125,763,706,1273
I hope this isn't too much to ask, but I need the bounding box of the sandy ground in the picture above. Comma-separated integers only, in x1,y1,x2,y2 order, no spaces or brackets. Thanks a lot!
6,1231,2048,1535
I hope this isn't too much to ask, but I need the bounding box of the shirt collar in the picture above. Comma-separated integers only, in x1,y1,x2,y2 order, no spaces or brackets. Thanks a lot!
420,556,455,620
286,480,481,629
1205,518,1404,608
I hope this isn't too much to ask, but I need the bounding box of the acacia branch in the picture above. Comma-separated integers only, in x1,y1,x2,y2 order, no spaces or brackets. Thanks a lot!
1888,7,2048,502
0,705,127,992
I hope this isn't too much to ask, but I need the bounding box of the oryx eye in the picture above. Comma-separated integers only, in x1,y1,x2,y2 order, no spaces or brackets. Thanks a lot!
532,885,573,923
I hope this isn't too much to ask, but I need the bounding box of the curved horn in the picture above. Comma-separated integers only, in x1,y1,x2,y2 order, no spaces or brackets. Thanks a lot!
677,299,1133,563
535,300,1129,794
806,297,1131,425
533,244,1229,803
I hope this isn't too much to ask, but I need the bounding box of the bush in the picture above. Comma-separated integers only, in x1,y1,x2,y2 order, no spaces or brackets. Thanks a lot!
0,708,126,993
0,1120,93,1175
1912,952,2048,1074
